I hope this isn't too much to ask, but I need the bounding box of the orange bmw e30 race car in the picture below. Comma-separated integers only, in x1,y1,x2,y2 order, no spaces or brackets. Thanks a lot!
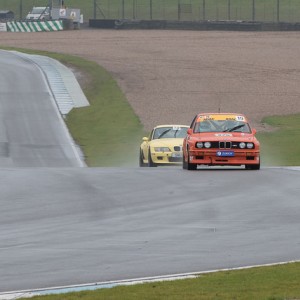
183,113,260,170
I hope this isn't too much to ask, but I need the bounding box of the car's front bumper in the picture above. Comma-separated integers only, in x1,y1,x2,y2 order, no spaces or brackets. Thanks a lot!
188,150,260,166
151,152,183,164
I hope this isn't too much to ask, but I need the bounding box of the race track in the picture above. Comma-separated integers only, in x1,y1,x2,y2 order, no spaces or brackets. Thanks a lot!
1,166,300,293
0,50,82,167
0,50,299,295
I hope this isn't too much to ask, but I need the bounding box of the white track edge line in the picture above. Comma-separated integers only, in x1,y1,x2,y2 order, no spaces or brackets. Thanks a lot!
1,260,299,299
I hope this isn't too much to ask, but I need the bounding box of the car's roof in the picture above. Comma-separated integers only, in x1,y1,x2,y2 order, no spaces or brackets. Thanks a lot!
154,124,189,129
196,112,245,116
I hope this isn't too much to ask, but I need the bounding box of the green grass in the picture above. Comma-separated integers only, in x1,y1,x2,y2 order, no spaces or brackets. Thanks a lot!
257,114,300,166
21,262,300,300
60,55,145,167
1,0,300,22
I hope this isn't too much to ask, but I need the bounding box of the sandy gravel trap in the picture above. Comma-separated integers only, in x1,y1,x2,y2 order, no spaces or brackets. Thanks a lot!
1,29,300,131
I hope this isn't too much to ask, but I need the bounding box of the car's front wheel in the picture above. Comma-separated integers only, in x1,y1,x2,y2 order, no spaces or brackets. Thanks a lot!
183,154,188,169
245,163,260,170
186,151,197,170
139,149,147,167
245,158,260,170
148,149,157,167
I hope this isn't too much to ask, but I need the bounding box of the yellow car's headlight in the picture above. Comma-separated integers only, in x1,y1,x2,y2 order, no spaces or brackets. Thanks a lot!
154,147,171,152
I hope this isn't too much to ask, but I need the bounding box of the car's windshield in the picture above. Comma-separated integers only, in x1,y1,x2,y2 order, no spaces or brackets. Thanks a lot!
194,120,251,133
152,126,188,139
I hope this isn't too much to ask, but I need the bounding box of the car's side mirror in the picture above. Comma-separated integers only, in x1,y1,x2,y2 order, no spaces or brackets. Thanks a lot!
187,128,192,134
143,137,149,141
252,128,257,135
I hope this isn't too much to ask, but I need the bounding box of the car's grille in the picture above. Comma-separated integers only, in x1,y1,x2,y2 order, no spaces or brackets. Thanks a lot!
169,157,182,162
209,142,246,149
219,141,232,149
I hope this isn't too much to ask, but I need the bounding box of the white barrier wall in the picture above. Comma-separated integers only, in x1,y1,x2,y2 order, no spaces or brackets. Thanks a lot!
0,22,7,31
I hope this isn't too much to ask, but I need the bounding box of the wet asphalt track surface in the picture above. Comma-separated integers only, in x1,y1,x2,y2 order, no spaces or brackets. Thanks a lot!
1,50,299,293
1,166,300,292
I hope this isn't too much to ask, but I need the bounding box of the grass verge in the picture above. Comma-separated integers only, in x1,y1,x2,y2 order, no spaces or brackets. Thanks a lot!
257,114,300,166
22,262,300,300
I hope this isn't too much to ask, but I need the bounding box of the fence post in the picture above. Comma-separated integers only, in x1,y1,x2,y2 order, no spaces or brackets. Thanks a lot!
150,0,152,20
228,0,231,20
133,0,136,19
19,0,23,20
122,0,125,19
277,0,280,22
252,0,255,21
203,0,206,20
93,0,96,19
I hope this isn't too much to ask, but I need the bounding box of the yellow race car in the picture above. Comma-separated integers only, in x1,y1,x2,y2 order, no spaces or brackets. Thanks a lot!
139,125,189,167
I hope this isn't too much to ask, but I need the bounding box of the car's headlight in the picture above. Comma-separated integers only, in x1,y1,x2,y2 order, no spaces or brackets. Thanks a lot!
239,142,246,149
154,147,171,152
247,143,254,149
204,142,211,148
196,142,203,148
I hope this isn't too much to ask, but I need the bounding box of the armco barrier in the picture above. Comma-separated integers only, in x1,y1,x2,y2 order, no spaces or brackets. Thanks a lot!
89,19,300,31
6,20,63,32
89,19,116,29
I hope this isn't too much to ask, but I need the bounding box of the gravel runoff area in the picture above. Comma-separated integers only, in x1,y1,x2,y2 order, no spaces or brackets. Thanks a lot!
1,29,300,131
